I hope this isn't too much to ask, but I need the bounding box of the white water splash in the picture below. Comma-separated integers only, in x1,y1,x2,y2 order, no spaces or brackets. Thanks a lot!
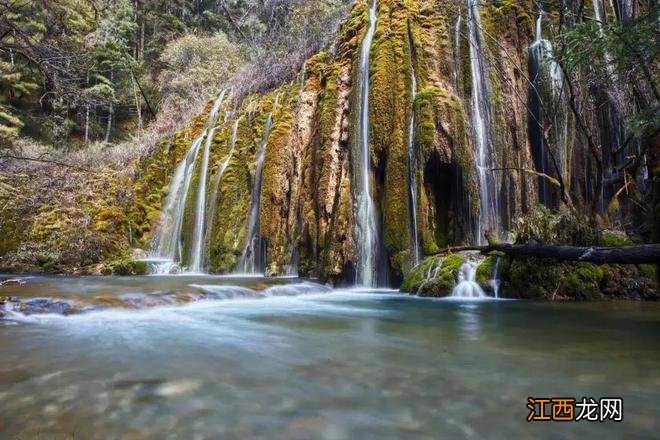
491,256,501,298
451,262,486,298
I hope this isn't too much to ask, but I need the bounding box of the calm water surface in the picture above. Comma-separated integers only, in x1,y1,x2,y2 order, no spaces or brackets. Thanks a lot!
1,275,658,439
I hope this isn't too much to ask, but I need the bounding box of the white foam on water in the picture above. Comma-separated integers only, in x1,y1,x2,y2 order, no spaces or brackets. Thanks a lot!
451,262,486,298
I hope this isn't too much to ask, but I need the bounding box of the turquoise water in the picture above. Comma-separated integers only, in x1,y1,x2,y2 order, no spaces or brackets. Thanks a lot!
1,276,658,438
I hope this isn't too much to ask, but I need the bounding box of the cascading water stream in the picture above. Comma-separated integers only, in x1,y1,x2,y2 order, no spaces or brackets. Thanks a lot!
149,91,227,273
355,0,380,286
406,27,420,266
205,116,241,256
451,261,486,298
491,256,501,298
528,13,567,206
238,95,278,273
189,91,228,272
149,135,204,272
466,0,499,244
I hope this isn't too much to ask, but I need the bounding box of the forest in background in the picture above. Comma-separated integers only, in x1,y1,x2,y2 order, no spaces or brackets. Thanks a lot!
0,0,350,154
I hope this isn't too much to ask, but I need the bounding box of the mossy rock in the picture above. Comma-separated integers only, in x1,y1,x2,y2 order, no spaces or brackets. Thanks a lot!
638,264,657,281
400,253,466,296
476,255,496,285
508,257,605,300
601,231,635,247
103,259,148,276
400,255,440,292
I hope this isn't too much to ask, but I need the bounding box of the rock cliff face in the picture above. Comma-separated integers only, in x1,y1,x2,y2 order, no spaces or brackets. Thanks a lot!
179,0,541,282
0,0,652,286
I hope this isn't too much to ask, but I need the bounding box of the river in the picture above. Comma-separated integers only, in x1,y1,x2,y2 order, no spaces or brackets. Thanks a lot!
1,275,658,438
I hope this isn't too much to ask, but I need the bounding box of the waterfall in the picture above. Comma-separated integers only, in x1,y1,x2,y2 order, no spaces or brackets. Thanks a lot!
189,92,228,272
149,135,204,270
610,0,635,22
407,27,420,266
238,96,278,273
149,91,227,273
451,261,486,298
529,13,567,207
355,0,380,286
491,256,501,298
206,116,241,255
466,0,499,244
188,125,217,273
592,0,626,111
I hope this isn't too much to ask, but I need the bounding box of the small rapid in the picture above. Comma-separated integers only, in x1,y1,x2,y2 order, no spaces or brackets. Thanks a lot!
451,262,486,298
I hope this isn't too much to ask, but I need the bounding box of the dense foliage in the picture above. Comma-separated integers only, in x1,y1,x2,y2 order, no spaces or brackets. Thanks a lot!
0,0,350,150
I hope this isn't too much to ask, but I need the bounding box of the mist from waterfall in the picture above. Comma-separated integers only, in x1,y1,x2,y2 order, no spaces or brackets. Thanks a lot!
466,0,499,244
355,0,380,286
238,96,278,274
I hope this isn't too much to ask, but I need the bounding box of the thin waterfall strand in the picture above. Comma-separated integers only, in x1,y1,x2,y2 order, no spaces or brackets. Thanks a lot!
406,27,420,266
205,117,241,254
467,0,499,244
189,91,228,272
149,91,226,273
356,0,379,286
150,135,204,268
239,95,278,273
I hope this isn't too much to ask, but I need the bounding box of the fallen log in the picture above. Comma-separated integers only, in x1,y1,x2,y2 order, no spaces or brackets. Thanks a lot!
435,243,660,265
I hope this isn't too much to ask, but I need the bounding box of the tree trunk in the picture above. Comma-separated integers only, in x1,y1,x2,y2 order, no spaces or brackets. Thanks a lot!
132,78,142,138
434,243,660,265
104,104,113,144
84,104,90,144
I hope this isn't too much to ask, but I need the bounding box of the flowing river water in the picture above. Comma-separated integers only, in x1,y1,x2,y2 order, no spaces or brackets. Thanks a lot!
1,275,659,438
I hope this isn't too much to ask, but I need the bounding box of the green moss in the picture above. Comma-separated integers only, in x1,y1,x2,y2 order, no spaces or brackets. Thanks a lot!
400,253,465,295
400,255,441,292
206,94,276,272
602,231,634,247
509,257,605,300
476,256,496,284
103,258,148,276
0,218,21,255
260,86,297,271
414,87,438,145
367,0,417,277
638,264,657,281
336,1,369,60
